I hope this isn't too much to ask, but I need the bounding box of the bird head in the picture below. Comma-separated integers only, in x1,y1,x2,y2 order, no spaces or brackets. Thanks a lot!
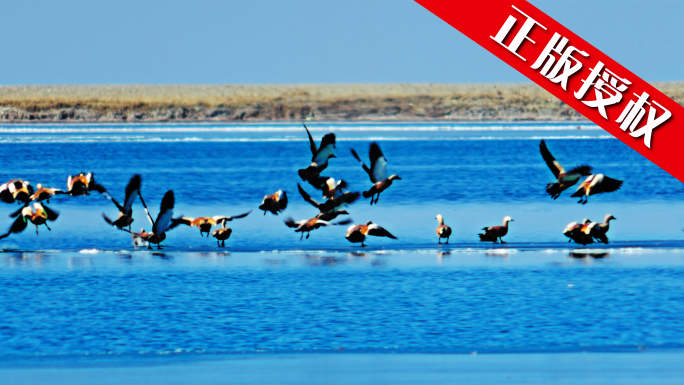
389,175,402,181
503,216,514,224
436,214,443,224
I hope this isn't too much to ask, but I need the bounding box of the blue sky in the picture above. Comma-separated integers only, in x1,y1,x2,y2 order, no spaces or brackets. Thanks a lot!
0,0,681,85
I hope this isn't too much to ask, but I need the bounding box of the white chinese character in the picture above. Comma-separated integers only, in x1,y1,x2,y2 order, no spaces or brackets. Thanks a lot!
490,5,547,61
531,33,589,90
574,61,631,119
615,91,671,148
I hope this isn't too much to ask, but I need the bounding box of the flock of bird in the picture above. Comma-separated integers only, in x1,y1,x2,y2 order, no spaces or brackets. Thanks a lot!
0,127,624,248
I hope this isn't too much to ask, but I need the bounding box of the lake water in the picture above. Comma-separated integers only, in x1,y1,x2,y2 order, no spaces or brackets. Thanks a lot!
1,122,683,364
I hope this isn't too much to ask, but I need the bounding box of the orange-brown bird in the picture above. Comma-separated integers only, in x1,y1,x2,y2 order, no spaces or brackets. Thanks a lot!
0,203,59,238
259,190,288,215
351,143,401,205
0,179,34,205
479,216,514,243
66,172,107,196
29,183,65,204
170,211,252,237
345,221,397,247
435,214,452,244
571,174,623,204
284,216,351,240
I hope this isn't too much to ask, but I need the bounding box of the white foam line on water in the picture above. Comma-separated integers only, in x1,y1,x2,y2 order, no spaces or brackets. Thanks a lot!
0,124,602,133
0,135,616,144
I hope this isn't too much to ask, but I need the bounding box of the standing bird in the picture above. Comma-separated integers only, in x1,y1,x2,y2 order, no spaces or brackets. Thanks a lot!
0,203,59,238
170,211,252,237
435,214,452,244
29,183,65,204
210,219,237,248
571,174,623,204
284,216,351,240
479,216,514,243
345,221,397,247
127,190,175,249
259,190,288,215
66,172,107,196
102,174,141,231
586,214,616,244
563,219,594,245
0,179,34,204
297,183,359,222
297,124,336,182
350,143,401,205
540,140,593,199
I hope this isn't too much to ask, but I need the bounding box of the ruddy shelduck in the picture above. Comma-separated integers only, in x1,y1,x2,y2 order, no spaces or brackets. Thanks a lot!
540,140,593,199
345,221,397,247
435,214,452,244
571,174,623,204
479,216,514,243
351,142,401,205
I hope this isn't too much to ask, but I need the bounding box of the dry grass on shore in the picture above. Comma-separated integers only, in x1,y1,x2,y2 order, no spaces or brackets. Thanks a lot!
0,83,680,122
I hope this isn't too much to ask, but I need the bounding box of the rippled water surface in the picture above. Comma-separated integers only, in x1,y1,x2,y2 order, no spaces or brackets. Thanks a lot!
1,122,683,361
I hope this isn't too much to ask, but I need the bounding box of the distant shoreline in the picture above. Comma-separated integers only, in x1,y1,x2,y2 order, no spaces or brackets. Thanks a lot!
0,83,679,123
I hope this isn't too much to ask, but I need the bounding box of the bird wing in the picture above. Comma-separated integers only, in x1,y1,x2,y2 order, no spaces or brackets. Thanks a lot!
369,143,388,182
1,215,28,238
9,206,25,218
333,218,353,226
137,192,155,226
153,190,175,234
566,165,593,176
41,204,59,221
284,217,303,229
594,176,623,194
102,213,115,226
105,194,125,213
277,191,288,210
122,174,141,213
213,211,252,223
313,133,336,164
297,183,321,210
304,123,318,159
169,217,194,229
350,149,375,183
367,223,397,239
539,140,564,179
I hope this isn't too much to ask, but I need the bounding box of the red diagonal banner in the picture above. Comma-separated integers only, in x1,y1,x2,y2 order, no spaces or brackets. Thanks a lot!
416,0,684,182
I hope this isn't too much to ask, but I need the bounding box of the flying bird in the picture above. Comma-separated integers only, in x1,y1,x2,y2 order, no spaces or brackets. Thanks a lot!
170,211,252,237
284,216,351,240
345,221,397,247
297,183,359,222
102,174,141,231
66,172,107,196
29,183,65,204
571,174,623,204
259,190,288,215
539,140,593,199
479,216,514,243
297,124,336,182
436,214,452,244
350,143,401,205
0,179,34,205
126,190,175,249
0,203,59,239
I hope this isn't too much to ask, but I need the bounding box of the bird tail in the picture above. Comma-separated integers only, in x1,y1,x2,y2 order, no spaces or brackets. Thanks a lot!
570,188,584,198
478,233,497,242
546,183,561,196
362,190,373,198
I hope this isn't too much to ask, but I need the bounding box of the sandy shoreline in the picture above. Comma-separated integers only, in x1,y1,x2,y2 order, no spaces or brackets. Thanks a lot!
0,82,679,123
